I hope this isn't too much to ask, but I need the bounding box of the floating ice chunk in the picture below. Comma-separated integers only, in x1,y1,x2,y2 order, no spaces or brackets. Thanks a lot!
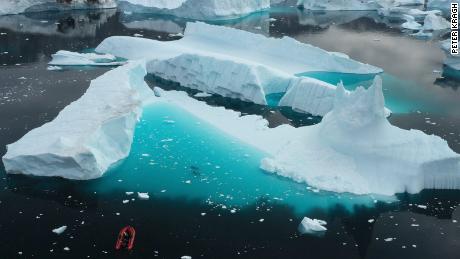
49,50,125,66
138,192,150,200
298,217,327,234
47,66,62,71
417,205,427,209
52,226,67,235
194,92,212,98
97,22,381,75
181,256,192,259
97,22,380,114
401,15,422,30
2,62,155,180
126,192,134,195
422,13,450,31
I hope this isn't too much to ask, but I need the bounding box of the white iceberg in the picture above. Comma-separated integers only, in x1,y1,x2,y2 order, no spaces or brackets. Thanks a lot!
118,0,270,20
260,77,460,195
422,13,450,31
0,0,116,16
49,50,126,66
2,62,154,180
298,217,327,234
138,192,150,200
96,22,381,115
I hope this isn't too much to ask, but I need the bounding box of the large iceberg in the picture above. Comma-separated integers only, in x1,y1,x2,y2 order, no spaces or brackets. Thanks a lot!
3,60,459,196
2,62,154,180
96,22,381,115
261,77,460,195
0,0,116,16
118,0,270,20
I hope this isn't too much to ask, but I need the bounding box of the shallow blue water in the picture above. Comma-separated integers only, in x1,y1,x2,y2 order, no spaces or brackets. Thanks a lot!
87,102,380,215
297,72,440,114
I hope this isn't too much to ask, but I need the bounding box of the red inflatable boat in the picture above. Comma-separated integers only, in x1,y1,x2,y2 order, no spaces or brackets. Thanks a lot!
115,226,136,251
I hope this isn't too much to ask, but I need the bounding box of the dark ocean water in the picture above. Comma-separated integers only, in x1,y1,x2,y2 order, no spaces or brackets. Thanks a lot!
1,5,460,259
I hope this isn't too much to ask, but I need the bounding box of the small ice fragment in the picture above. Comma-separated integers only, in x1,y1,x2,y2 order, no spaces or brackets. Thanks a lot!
141,153,150,157
194,92,212,98
163,120,175,124
47,66,62,71
259,218,265,222
122,200,129,204
412,244,417,248
384,238,394,242
368,219,375,223
181,256,192,259
63,247,70,251
185,180,191,184
138,192,150,200
52,226,67,235
201,213,206,216
160,189,166,193
230,209,236,213
417,205,427,209
133,33,143,37
126,192,134,195
298,217,327,234
411,224,419,227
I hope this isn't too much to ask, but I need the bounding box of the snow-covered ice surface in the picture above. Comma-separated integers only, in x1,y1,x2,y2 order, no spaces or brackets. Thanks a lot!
2,62,154,180
96,22,381,115
0,0,117,16
49,50,126,66
118,0,270,20
298,217,327,234
261,77,460,195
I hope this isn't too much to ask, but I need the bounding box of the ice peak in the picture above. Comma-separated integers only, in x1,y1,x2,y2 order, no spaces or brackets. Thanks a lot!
323,76,386,131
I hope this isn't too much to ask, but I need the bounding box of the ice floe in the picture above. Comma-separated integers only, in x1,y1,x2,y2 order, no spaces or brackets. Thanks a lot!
118,0,270,20
2,62,154,180
298,217,327,234
0,0,116,16
49,50,126,66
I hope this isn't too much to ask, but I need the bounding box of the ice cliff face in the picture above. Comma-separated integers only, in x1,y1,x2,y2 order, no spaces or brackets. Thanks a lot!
2,62,153,180
96,22,381,115
0,0,117,15
118,0,270,20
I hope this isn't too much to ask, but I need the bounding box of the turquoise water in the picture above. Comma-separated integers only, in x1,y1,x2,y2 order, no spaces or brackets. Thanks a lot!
86,102,380,215
298,72,440,114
